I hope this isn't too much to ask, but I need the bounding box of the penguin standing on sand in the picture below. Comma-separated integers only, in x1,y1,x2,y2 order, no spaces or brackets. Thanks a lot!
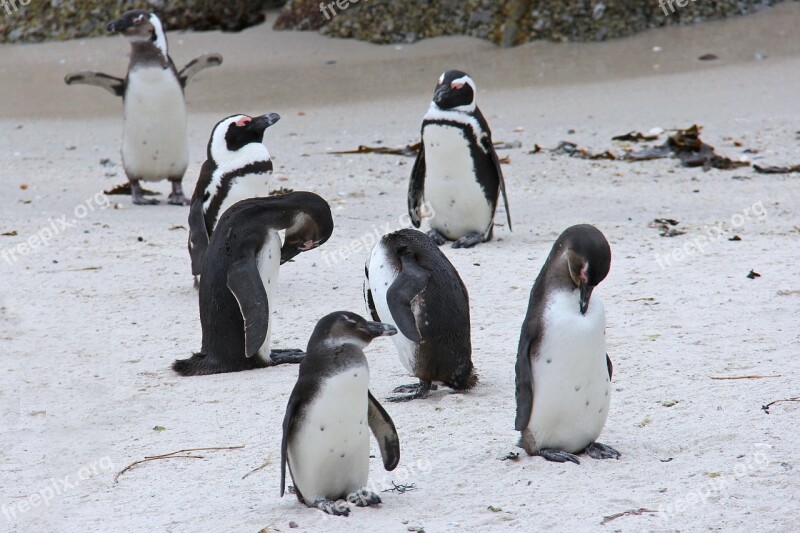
364,229,477,401
65,10,222,205
281,312,400,517
515,224,620,464
408,69,511,248
173,193,334,376
188,112,281,278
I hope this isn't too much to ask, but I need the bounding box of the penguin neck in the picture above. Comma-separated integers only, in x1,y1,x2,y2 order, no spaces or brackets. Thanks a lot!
543,254,579,295
129,38,170,70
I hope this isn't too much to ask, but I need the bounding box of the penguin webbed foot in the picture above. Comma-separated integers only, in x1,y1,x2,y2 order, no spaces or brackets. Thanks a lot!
130,180,159,205
452,231,485,249
426,229,447,246
312,498,350,516
538,448,581,464
387,381,435,402
346,488,382,507
168,180,190,206
584,442,621,460
269,349,305,365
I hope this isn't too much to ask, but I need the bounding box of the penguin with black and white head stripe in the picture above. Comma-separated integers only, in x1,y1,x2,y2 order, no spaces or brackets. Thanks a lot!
65,10,222,205
188,112,280,278
515,224,620,464
408,69,511,248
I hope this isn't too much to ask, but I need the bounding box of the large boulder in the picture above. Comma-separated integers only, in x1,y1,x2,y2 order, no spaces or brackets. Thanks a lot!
274,0,785,47
0,0,273,43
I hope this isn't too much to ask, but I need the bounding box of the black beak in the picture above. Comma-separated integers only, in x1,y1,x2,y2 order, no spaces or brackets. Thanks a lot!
363,322,397,338
433,84,450,105
106,19,128,33
246,113,280,133
579,281,594,315
279,245,300,265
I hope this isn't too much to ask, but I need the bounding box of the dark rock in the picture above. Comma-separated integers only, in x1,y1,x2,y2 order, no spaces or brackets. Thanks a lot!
275,0,788,47
0,0,272,43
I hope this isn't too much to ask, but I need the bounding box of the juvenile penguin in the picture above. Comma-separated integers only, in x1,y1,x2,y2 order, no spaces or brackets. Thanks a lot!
65,10,222,205
188,112,281,278
281,312,400,516
172,193,334,376
408,70,511,248
515,224,620,464
364,229,477,401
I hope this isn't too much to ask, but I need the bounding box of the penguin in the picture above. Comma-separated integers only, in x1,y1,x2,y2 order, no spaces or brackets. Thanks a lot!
172,193,334,376
188,112,281,278
514,224,620,464
408,69,511,248
364,229,477,401
281,311,400,516
65,10,222,206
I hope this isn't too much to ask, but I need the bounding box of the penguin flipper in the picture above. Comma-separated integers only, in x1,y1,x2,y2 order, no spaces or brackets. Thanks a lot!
408,144,426,227
386,252,430,342
280,392,299,497
179,53,223,88
188,198,209,277
368,390,400,471
64,71,125,97
514,327,539,432
476,108,512,232
226,256,269,358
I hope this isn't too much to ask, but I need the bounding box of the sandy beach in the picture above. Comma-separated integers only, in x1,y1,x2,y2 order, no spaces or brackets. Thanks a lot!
1,4,799,532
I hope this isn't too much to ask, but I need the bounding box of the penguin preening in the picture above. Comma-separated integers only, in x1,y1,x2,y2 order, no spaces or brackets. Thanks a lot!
65,10,222,205
364,229,477,401
172,193,334,376
281,312,400,517
188,112,281,278
408,70,511,248
515,224,620,464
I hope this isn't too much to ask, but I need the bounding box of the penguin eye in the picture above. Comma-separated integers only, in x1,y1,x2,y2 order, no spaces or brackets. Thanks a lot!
134,15,144,25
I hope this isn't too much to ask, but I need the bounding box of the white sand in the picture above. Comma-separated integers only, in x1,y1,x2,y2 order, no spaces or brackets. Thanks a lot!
1,5,799,532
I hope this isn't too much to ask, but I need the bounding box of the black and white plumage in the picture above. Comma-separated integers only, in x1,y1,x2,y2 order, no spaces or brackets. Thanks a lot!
281,312,400,517
64,10,222,206
172,193,334,376
364,229,477,401
188,113,280,277
515,224,619,464
408,70,511,248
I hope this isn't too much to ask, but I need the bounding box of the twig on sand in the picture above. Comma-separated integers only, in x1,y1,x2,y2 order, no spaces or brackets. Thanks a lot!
710,375,781,381
601,508,657,525
242,454,272,480
382,481,416,494
115,445,245,483
762,397,800,414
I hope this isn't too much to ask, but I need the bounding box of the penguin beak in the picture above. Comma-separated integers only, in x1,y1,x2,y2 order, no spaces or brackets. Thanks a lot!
433,84,451,106
279,240,319,264
579,281,593,315
363,322,397,338
106,19,126,33
246,113,281,133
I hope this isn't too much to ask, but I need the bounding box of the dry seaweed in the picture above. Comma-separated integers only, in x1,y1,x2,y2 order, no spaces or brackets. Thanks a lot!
329,140,520,158
625,125,749,170
104,183,160,196
612,131,659,142
269,187,295,196
753,164,800,174
649,219,685,237
552,141,617,160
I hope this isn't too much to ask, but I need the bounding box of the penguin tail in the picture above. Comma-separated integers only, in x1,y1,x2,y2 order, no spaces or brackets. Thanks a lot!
172,352,222,376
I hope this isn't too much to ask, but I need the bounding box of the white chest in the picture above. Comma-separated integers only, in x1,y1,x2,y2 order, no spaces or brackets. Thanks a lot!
422,124,492,238
527,289,610,453
204,152,272,230
255,230,281,362
288,368,371,502
122,67,188,181
366,244,418,376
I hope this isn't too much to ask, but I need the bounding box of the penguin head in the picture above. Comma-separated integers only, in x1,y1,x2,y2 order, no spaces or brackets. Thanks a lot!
208,113,280,163
432,70,476,111
557,224,611,315
280,194,334,264
107,10,168,56
310,312,397,350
